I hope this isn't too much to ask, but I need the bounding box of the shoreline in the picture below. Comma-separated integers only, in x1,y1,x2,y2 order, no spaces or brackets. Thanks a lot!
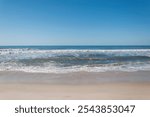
0,71,150,84
0,71,150,99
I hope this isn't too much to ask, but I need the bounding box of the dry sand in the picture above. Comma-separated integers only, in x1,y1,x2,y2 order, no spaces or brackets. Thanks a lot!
0,71,150,99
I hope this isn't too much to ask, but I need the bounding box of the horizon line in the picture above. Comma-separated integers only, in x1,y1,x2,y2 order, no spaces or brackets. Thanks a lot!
0,45,150,46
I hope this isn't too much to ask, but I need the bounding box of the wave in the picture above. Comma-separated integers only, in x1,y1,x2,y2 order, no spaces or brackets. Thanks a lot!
0,48,150,73
0,48,150,57
0,61,150,73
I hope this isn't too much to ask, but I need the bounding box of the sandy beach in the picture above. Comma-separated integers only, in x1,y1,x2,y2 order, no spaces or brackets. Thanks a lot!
0,71,150,99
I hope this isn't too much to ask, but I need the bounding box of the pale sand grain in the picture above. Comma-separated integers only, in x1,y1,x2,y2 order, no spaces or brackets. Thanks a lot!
0,71,150,99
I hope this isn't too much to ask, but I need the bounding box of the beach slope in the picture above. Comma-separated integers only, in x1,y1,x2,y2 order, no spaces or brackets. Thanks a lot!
0,71,150,99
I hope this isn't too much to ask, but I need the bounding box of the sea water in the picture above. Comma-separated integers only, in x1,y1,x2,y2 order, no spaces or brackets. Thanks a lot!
0,46,150,73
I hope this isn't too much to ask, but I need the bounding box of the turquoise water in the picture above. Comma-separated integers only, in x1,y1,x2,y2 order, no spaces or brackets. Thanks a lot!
0,46,150,73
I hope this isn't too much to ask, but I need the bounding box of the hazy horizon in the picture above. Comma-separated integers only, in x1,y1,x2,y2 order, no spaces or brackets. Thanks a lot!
0,45,150,46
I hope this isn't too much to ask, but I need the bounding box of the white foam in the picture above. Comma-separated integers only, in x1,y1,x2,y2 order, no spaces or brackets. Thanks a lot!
0,48,150,73
0,48,150,60
0,61,150,73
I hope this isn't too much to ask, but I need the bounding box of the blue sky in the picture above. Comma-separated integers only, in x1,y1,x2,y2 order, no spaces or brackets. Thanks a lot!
0,0,150,45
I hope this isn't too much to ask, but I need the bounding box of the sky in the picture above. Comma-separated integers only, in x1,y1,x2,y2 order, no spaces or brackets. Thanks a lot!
0,0,150,45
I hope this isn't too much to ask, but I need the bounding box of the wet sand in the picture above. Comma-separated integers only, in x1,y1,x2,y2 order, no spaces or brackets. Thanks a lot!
0,71,150,99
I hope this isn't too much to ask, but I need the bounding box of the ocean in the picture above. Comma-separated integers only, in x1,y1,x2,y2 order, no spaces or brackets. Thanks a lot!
0,46,150,73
